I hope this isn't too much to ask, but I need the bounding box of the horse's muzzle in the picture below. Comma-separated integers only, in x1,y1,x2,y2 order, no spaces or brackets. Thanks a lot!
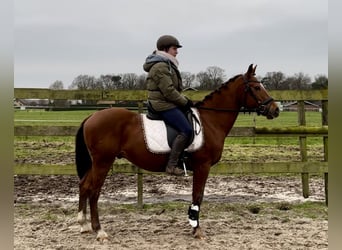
264,103,280,119
257,99,279,119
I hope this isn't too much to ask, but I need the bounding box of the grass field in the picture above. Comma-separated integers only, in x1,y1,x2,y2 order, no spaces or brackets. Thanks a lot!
14,109,324,127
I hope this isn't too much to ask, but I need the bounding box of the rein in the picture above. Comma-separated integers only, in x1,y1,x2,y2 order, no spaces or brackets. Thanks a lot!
195,77,273,115
196,106,260,113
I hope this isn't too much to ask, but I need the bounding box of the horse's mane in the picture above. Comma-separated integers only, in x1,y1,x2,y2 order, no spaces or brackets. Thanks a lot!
194,74,242,107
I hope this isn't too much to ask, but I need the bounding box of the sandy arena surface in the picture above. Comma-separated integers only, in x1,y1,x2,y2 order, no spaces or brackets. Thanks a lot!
14,173,328,250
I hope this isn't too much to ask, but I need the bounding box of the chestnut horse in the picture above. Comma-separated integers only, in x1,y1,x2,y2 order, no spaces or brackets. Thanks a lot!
75,64,279,241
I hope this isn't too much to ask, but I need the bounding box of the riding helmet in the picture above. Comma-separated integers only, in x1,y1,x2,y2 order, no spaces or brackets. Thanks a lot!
156,35,182,50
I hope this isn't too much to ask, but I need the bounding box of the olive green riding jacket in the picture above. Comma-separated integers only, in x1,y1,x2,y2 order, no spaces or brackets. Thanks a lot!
143,53,188,112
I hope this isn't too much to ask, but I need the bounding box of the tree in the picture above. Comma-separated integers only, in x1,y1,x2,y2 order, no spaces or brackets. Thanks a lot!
196,66,226,90
311,75,328,89
288,73,311,90
196,71,211,90
49,80,64,90
69,75,97,90
181,72,195,88
111,75,122,89
206,66,226,89
120,73,138,89
135,74,147,90
98,74,115,90
261,72,286,90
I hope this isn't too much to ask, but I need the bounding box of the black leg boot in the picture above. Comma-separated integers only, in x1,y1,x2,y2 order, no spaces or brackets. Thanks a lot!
166,133,189,176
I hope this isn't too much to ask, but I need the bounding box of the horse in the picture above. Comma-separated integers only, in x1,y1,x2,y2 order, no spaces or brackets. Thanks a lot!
75,64,279,241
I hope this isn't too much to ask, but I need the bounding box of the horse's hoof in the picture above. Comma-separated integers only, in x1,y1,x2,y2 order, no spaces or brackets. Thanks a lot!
192,227,205,239
96,229,109,243
80,223,92,233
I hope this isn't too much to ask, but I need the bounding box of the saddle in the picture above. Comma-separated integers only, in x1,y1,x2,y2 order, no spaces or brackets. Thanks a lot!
146,102,199,148
140,102,203,155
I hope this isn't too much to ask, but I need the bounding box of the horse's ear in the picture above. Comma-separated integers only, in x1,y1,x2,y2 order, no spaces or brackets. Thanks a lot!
246,64,257,77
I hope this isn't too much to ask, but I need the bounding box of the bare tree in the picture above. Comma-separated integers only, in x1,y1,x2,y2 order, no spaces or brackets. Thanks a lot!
196,66,226,90
49,80,64,90
69,75,96,90
181,71,195,88
135,74,147,90
98,75,115,90
261,72,286,90
288,72,311,90
196,71,211,90
120,73,138,89
206,66,226,89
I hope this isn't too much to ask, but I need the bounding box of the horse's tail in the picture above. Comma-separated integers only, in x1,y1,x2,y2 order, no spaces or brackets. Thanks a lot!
75,118,92,180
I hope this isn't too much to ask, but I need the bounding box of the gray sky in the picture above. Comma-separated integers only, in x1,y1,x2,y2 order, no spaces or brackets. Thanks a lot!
14,0,328,88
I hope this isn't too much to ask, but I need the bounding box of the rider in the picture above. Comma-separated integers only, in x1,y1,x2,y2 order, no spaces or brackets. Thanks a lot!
143,35,193,176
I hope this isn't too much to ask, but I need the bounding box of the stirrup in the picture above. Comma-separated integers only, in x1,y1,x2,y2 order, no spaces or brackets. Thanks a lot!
166,165,185,176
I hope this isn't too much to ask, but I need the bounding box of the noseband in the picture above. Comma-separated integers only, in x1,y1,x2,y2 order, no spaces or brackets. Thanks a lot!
243,77,274,116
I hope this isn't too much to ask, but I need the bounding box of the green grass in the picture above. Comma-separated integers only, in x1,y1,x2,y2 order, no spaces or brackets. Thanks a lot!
226,136,323,146
290,201,328,219
14,110,324,127
14,109,94,126
234,111,323,127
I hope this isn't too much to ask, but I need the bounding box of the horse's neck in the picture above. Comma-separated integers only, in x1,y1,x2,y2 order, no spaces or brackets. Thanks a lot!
199,85,242,137
201,108,239,138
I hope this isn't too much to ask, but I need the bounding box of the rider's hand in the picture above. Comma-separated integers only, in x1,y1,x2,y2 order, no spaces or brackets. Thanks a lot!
184,97,193,109
181,98,193,112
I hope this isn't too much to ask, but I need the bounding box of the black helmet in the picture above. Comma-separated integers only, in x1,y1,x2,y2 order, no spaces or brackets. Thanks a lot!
156,35,182,50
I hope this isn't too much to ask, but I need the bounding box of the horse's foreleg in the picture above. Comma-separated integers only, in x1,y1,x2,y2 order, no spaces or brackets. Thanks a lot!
189,164,210,239
78,174,92,233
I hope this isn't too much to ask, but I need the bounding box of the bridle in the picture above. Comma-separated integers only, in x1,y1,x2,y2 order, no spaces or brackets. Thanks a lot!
196,75,274,115
243,77,274,116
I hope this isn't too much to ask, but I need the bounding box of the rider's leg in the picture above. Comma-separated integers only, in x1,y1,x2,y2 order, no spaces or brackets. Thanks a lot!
160,108,193,176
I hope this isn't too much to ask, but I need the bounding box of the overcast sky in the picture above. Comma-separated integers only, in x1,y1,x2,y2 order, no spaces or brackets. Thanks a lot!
14,0,328,88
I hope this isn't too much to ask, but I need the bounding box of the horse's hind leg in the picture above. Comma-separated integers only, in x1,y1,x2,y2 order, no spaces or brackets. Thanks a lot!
87,159,113,242
77,173,92,233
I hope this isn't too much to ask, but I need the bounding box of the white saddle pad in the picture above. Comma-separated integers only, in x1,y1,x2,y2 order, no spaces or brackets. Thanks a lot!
141,108,204,154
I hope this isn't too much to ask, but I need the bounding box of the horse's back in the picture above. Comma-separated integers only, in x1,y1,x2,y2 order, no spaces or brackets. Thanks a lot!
85,107,137,128
83,108,140,147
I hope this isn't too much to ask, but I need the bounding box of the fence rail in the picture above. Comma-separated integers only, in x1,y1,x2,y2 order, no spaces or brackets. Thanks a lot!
14,125,328,137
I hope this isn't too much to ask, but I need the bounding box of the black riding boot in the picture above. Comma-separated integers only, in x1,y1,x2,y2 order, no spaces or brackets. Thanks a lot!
166,133,189,176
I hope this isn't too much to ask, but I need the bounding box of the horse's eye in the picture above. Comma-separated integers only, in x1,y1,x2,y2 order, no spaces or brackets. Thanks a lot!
254,86,261,90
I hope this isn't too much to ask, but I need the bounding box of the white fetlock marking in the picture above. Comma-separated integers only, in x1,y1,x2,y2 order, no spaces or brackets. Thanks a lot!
77,211,92,233
77,211,86,224
96,229,108,241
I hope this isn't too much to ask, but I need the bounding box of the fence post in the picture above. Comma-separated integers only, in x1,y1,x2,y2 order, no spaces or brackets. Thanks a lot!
298,100,309,198
322,100,328,206
136,101,144,209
